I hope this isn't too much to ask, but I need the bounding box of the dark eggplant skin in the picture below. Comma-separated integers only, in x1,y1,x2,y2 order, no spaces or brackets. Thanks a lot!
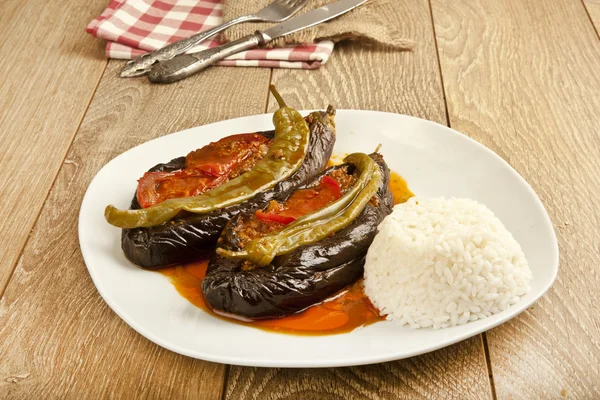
121,111,336,269
202,153,394,320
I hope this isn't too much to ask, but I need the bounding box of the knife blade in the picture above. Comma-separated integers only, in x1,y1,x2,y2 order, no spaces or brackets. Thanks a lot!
148,0,368,84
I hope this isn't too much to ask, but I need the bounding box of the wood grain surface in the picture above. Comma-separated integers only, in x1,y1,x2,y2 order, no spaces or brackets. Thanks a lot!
225,1,492,399
583,0,600,32
431,0,600,397
0,0,108,295
0,61,270,399
1,0,599,397
226,336,488,400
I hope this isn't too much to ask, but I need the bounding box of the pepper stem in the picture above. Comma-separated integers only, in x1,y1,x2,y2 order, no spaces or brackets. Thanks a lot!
270,85,287,108
374,143,382,153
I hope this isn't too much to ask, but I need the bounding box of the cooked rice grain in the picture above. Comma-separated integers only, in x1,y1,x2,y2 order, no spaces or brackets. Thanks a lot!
364,197,532,329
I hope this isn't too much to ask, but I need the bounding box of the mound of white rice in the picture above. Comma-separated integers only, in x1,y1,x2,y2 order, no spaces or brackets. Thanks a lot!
364,197,532,329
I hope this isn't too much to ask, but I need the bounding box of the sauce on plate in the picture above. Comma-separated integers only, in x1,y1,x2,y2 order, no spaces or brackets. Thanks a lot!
160,260,382,335
159,168,413,335
389,171,413,205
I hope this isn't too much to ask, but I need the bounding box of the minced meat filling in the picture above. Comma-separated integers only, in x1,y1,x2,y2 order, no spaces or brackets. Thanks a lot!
233,208,286,249
328,166,357,195
232,166,359,249
228,141,271,179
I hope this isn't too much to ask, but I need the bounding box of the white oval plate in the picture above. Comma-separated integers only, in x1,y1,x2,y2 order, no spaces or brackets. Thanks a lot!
79,111,558,368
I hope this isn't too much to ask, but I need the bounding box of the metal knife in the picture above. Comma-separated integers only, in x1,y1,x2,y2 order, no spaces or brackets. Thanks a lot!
148,0,368,84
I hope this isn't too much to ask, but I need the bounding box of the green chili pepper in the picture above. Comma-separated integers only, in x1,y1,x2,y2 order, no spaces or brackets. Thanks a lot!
216,153,382,266
105,86,310,229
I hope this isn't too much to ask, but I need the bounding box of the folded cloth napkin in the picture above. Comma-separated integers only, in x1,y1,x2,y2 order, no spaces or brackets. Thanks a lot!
86,0,334,69
86,0,414,69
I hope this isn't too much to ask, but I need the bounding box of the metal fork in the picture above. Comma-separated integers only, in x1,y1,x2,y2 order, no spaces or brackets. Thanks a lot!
120,0,309,78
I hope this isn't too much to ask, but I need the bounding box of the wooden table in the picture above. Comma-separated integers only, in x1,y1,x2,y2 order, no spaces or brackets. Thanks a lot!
1,0,599,398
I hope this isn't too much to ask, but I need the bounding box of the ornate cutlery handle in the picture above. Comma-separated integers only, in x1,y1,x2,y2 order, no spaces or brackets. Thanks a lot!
148,32,270,84
121,15,257,77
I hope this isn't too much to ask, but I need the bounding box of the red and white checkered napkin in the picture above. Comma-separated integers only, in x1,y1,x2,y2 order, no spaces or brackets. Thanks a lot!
86,0,335,69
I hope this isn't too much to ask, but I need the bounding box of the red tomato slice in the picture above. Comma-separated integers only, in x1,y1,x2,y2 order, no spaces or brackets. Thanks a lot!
136,133,269,208
136,171,227,209
253,175,343,225
255,211,296,225
186,133,269,177
321,175,342,198
136,171,173,208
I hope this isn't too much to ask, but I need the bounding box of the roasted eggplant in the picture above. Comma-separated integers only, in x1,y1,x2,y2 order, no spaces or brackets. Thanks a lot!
202,153,393,320
120,108,336,269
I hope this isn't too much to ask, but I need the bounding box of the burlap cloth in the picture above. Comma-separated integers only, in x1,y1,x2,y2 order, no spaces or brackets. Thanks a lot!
221,0,415,49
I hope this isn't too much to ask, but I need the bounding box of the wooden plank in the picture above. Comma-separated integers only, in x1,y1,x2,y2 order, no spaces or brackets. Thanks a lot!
0,61,271,398
430,0,600,397
226,1,492,399
583,0,600,33
226,336,488,400
0,0,109,295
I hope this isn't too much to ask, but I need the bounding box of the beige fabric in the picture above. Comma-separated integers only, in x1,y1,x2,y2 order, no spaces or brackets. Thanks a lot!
221,0,415,49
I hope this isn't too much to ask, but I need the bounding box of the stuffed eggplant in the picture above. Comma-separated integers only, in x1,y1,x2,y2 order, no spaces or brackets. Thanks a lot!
202,152,394,320
105,87,336,269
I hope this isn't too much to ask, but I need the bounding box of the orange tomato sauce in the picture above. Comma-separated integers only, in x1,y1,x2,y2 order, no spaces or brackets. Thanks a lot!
159,168,413,335
160,260,382,335
389,171,414,204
